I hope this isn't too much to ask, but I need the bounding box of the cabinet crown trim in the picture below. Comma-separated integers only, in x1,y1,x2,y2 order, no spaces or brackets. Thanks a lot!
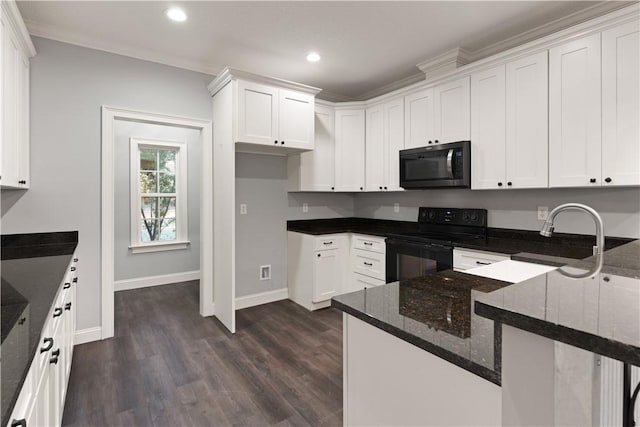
1,1,36,57
208,66,322,97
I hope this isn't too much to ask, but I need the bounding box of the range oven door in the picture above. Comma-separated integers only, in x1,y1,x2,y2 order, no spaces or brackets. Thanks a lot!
385,237,453,283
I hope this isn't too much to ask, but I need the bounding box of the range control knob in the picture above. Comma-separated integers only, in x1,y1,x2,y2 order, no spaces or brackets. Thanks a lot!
470,214,478,222
428,211,436,220
462,214,470,222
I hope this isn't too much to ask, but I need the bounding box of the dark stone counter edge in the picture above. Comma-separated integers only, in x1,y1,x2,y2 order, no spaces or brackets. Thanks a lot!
332,299,501,386
475,301,640,367
2,231,78,260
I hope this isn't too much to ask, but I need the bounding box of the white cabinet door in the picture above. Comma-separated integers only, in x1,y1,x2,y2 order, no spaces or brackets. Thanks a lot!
404,88,434,149
602,21,640,186
471,65,506,189
278,89,314,149
365,104,384,191
292,104,335,191
384,97,405,191
313,249,342,302
506,51,548,189
236,80,279,145
2,18,20,188
335,109,365,192
549,34,602,187
434,76,470,143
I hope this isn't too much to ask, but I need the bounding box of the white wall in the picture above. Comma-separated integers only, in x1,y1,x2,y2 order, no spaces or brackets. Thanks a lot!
354,187,640,238
0,38,213,332
113,121,201,281
236,153,354,297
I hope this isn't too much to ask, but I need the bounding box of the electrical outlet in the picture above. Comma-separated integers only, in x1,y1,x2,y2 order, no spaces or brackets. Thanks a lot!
259,265,271,281
393,203,400,213
302,203,308,213
537,206,548,220
240,204,247,215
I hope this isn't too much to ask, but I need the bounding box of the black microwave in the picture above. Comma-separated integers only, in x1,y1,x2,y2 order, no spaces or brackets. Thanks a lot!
399,141,470,189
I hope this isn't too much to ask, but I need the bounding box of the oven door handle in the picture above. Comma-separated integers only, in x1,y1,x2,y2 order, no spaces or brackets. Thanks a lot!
446,149,454,179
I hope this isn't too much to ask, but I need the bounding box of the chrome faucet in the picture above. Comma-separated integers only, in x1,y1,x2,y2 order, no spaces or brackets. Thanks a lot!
539,203,604,278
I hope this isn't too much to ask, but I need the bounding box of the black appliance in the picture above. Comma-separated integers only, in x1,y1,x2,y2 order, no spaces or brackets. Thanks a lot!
399,140,470,189
385,207,487,283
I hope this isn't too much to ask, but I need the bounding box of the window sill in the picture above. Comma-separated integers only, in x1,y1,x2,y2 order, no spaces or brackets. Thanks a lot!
129,241,190,254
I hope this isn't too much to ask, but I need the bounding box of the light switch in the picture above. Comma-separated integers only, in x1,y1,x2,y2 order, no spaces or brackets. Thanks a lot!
302,203,309,213
240,204,247,215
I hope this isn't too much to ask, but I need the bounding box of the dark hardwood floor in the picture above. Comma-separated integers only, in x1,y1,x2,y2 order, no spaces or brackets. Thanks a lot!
62,282,343,426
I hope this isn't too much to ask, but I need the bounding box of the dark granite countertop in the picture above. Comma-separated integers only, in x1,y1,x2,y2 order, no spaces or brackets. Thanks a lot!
475,240,640,366
1,232,78,426
332,270,512,385
287,218,632,260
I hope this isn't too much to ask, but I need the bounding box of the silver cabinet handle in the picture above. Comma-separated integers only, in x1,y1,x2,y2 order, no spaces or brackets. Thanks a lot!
446,149,454,179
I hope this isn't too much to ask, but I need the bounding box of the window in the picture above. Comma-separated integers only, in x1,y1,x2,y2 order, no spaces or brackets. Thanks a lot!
130,138,188,253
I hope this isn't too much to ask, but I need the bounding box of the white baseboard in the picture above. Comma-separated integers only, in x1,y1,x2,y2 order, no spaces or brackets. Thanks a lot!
114,270,200,292
74,327,103,345
235,288,289,310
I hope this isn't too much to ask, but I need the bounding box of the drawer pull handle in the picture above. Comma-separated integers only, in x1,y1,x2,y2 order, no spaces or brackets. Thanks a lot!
50,349,60,365
11,418,26,427
475,261,491,265
53,308,63,318
363,262,373,267
41,338,54,353
65,302,72,311
73,277,78,283
363,242,373,246
323,241,333,245
71,266,76,271
73,258,78,262
64,282,71,289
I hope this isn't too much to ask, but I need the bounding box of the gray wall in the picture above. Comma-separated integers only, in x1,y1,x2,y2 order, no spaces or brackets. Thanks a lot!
354,187,640,238
1,38,213,332
114,121,201,281
236,153,354,297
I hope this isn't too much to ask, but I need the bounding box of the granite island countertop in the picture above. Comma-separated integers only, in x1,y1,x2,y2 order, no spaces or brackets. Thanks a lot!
475,240,640,366
332,270,511,385
288,218,632,260
1,232,78,426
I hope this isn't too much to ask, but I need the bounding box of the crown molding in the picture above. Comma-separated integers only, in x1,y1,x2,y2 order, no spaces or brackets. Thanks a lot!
2,1,36,56
356,71,425,102
416,47,473,80
24,18,218,76
469,0,635,61
316,90,357,103
207,66,322,97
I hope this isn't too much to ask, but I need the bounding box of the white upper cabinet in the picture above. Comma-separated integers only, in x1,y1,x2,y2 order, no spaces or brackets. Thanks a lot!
404,76,470,150
472,52,547,190
365,104,385,191
505,51,548,188
1,2,34,190
471,65,507,189
434,76,471,143
278,89,315,150
335,108,365,192
288,104,335,191
384,98,405,191
404,88,434,149
602,20,640,186
549,34,602,187
365,97,404,191
236,80,279,146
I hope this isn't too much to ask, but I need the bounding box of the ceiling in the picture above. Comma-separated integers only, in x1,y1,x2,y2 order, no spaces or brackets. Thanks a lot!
17,1,634,101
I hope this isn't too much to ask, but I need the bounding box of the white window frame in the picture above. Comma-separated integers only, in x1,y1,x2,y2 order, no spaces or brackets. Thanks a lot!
129,137,189,253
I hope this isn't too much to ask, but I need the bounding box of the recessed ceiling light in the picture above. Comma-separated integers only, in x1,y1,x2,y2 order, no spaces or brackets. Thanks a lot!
166,7,187,22
306,52,321,63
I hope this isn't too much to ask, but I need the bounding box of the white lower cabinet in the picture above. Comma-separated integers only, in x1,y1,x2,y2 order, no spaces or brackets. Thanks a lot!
7,255,78,427
288,232,386,310
453,248,510,272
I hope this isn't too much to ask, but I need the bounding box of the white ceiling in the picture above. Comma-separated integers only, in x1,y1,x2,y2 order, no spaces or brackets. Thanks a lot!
18,1,633,100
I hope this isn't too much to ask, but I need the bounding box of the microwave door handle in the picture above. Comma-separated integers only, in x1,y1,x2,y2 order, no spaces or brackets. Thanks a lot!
446,149,454,179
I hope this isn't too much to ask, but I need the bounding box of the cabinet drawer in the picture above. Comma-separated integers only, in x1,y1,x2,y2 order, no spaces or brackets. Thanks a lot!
314,236,343,251
352,273,386,292
352,249,385,281
351,234,385,254
453,248,510,271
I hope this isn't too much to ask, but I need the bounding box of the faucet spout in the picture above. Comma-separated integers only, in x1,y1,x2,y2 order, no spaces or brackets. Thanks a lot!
539,203,605,279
